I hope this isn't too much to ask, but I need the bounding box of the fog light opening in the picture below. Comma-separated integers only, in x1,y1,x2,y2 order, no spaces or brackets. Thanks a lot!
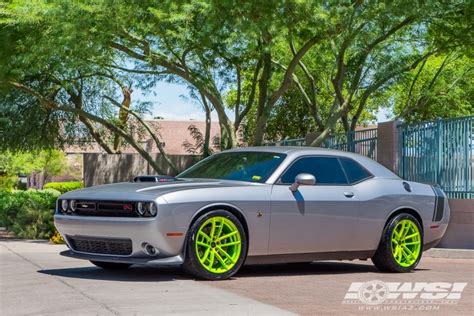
142,243,159,256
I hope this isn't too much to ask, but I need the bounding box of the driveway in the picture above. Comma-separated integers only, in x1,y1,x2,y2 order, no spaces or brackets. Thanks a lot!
1,241,473,315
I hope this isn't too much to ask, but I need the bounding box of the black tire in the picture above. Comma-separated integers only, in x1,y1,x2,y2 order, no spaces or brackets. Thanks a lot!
90,261,132,270
372,213,423,273
182,210,247,280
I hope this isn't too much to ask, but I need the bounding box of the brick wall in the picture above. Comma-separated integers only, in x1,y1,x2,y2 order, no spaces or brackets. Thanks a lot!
438,199,474,249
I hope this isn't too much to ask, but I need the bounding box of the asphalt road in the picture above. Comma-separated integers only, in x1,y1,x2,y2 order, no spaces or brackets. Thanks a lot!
1,241,473,315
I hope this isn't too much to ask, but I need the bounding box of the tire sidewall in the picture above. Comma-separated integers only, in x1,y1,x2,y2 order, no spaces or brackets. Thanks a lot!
185,210,247,280
383,213,423,272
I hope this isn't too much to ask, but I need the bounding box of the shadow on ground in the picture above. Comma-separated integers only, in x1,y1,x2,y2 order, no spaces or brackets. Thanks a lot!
38,266,186,282
38,261,426,282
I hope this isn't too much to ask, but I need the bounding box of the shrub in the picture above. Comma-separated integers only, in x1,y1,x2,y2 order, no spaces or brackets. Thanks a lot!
0,175,18,191
50,230,65,244
43,181,83,193
0,190,29,229
0,189,61,239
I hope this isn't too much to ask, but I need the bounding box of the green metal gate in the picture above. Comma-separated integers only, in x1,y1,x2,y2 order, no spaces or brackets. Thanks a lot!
265,128,377,160
398,116,474,199
323,128,378,160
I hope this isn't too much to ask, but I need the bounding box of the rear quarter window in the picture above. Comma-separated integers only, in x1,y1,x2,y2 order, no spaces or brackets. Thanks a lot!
339,158,372,184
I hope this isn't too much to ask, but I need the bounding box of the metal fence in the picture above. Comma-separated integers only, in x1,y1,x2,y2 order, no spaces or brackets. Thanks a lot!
398,116,474,199
323,128,378,160
265,138,306,146
264,128,378,160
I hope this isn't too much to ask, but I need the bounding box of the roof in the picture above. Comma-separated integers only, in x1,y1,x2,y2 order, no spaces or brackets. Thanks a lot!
226,146,372,159
225,146,399,179
227,146,347,154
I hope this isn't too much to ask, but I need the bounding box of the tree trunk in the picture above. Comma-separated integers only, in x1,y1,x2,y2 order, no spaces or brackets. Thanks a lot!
309,111,342,147
203,103,211,157
113,87,132,152
253,113,269,146
252,50,272,147
217,112,237,149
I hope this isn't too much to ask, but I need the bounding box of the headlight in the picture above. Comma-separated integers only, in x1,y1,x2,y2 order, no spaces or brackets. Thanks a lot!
70,200,76,212
60,200,69,212
147,202,158,216
136,202,146,216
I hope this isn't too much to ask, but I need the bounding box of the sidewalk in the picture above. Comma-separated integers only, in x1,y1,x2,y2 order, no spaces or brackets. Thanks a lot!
425,248,474,259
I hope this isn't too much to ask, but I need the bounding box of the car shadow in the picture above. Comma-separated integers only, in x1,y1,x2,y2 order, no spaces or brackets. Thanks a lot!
38,265,187,282
231,261,430,279
39,260,428,282
235,261,378,278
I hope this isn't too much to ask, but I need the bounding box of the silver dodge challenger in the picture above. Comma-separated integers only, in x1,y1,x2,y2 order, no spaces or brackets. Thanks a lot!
54,147,450,280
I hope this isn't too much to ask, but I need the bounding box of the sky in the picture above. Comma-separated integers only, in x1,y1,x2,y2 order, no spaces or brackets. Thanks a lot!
138,81,229,121
140,81,393,123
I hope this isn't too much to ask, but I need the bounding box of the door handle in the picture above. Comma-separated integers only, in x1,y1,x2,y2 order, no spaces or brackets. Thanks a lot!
344,192,355,198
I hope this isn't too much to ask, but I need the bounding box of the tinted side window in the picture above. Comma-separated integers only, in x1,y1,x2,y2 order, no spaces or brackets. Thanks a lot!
280,157,348,185
339,158,371,184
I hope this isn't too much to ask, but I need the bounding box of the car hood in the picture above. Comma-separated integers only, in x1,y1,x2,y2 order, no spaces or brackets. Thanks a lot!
60,179,260,200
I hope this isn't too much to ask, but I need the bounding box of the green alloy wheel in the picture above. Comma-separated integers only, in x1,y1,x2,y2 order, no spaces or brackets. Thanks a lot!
195,216,242,273
391,219,421,267
372,213,423,272
183,210,247,280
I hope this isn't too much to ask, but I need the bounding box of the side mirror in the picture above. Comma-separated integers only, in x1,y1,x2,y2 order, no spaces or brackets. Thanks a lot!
289,173,316,192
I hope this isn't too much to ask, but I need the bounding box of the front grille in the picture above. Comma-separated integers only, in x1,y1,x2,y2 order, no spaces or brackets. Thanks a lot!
73,200,137,217
75,201,96,212
68,236,133,256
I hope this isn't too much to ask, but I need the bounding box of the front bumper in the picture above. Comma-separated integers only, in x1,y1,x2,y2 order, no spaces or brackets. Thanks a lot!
54,214,186,261
60,250,184,266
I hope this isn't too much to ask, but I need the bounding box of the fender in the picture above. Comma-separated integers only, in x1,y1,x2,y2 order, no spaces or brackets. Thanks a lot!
181,202,249,259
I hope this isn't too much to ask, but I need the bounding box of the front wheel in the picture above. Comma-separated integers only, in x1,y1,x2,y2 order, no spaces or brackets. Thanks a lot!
183,210,247,280
372,213,423,272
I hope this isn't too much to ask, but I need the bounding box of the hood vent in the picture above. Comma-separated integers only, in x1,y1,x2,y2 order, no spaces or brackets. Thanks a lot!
133,175,178,183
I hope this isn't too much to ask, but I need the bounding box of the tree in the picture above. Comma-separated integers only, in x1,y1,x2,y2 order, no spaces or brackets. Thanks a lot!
1,0,471,152
0,150,68,190
0,2,178,174
182,124,220,156
291,2,444,146
242,86,318,143
255,1,471,145
391,54,473,122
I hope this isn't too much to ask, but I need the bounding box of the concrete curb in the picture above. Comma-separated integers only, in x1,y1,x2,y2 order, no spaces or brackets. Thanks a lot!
425,248,474,259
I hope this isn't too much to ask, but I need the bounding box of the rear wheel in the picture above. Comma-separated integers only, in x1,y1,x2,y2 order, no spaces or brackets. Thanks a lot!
372,213,423,272
90,261,131,270
183,210,247,280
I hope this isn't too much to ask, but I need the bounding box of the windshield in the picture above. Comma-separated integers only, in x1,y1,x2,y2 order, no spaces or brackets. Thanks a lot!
177,151,286,183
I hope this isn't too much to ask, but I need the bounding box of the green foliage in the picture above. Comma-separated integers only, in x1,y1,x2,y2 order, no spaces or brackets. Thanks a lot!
0,92,67,151
389,54,473,122
0,189,60,239
0,150,69,190
0,0,472,149
43,181,83,194
0,175,18,192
